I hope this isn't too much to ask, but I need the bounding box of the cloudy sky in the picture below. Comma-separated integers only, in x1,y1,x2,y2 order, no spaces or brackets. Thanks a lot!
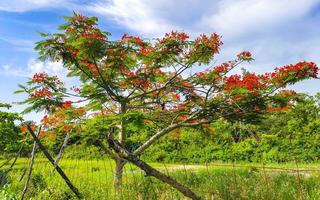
0,0,320,120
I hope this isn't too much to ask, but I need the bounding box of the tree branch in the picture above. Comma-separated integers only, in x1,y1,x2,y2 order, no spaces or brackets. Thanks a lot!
133,119,209,156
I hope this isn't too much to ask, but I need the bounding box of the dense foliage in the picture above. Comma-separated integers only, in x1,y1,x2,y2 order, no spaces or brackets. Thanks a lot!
142,93,320,163
0,103,23,153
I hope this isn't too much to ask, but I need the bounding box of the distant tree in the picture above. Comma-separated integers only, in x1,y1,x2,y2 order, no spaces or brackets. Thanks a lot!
0,103,23,153
18,13,318,199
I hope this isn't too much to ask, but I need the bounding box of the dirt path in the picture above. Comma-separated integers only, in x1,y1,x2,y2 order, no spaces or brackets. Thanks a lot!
155,163,319,177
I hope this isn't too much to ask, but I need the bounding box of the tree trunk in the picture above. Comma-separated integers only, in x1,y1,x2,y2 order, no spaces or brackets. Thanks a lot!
113,100,127,189
108,138,202,200
114,158,126,189
119,101,127,145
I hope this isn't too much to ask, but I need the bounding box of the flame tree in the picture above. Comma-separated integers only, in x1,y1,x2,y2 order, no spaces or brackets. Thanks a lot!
18,13,318,199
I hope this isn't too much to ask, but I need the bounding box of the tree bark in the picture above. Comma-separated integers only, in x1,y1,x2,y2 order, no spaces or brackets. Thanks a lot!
119,101,127,145
113,100,127,188
114,158,126,189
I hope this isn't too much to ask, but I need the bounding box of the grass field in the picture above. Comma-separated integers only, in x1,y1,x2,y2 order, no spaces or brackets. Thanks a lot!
1,157,320,199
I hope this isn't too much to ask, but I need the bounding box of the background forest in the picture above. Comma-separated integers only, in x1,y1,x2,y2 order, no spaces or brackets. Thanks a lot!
1,92,319,164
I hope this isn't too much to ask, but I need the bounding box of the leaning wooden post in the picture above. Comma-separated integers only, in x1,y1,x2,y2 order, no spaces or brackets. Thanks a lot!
0,146,23,186
21,127,41,200
51,132,70,174
26,124,83,199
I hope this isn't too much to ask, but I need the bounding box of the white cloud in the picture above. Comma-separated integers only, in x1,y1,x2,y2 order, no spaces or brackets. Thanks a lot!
27,59,65,75
1,59,67,78
2,64,10,70
0,0,72,12
85,0,176,36
86,0,320,38
199,0,319,39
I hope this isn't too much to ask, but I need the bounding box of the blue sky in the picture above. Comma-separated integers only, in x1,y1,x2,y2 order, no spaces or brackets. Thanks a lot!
0,0,320,120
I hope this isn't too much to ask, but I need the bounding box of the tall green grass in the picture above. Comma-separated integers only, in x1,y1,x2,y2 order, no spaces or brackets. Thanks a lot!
1,158,319,199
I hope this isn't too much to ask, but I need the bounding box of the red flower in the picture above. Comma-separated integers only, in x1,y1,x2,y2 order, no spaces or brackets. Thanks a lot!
32,73,48,83
237,51,253,61
21,126,27,133
140,46,154,56
74,107,86,115
160,31,190,42
31,88,52,98
194,33,223,54
213,62,230,73
66,28,74,33
267,105,290,111
224,73,268,95
62,101,72,108
272,62,318,86
171,93,180,100
121,34,145,47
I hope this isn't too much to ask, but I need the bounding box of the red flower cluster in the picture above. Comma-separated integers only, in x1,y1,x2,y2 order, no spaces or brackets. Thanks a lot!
31,88,52,98
41,115,49,126
213,62,230,73
62,101,72,108
40,104,86,135
195,33,223,53
140,46,154,56
31,73,61,85
21,124,36,134
272,61,318,85
121,34,145,47
160,31,190,42
74,107,86,115
224,73,268,94
267,105,290,111
32,73,48,83
66,28,74,33
237,51,253,61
